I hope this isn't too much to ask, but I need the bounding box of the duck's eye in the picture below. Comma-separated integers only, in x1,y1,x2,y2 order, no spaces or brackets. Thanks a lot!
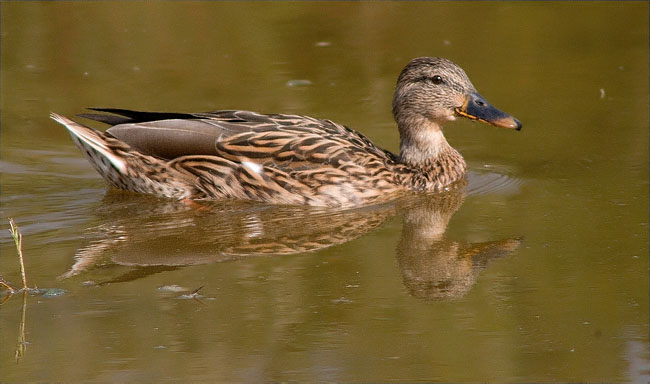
431,75,444,85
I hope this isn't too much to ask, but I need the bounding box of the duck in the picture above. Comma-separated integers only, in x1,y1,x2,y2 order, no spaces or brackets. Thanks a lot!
51,57,521,207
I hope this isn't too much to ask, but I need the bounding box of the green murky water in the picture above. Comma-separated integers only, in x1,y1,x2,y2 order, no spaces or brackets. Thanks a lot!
1,2,648,382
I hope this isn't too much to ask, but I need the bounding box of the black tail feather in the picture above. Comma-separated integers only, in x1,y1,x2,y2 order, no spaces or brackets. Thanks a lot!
78,108,201,126
77,113,133,126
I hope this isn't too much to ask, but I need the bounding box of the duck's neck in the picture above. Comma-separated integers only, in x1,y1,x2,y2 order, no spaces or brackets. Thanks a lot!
396,116,467,190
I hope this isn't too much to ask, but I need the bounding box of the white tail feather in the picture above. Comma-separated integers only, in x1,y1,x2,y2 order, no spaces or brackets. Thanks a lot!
50,112,127,174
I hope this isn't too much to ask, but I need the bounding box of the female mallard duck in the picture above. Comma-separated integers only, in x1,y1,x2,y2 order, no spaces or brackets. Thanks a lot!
51,57,521,207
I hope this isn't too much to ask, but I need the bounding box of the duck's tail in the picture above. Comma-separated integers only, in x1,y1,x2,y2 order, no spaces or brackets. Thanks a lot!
51,112,195,199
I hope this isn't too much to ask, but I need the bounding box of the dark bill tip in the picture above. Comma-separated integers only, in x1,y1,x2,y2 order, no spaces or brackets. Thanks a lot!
456,92,522,131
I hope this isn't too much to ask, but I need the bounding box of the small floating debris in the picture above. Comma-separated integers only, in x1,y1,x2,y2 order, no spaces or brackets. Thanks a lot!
176,286,207,300
315,41,331,47
599,88,606,99
177,293,203,300
158,284,189,293
158,285,212,301
1,285,67,298
286,79,312,87
37,288,67,298
331,297,352,304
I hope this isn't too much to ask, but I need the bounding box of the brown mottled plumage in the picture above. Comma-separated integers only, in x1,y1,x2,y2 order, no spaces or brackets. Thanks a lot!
51,57,521,207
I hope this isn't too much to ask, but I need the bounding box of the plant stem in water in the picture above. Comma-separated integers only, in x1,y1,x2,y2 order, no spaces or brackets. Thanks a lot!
8,218,27,290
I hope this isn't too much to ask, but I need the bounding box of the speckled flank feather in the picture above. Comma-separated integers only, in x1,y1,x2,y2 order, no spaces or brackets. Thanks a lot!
51,57,520,207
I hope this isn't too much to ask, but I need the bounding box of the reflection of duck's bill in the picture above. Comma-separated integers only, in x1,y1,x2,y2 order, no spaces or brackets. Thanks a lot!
455,92,522,130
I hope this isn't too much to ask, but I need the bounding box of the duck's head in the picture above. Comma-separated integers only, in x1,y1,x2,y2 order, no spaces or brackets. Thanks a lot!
392,57,522,132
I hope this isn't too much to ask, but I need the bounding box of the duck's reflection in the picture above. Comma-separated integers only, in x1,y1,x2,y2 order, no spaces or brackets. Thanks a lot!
62,177,521,300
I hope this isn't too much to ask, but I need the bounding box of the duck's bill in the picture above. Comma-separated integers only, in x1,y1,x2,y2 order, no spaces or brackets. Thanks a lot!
455,92,522,130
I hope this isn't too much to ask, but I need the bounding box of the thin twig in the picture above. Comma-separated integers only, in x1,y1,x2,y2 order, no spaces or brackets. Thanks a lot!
8,218,27,290
190,285,205,295
1,277,16,305
0,277,16,293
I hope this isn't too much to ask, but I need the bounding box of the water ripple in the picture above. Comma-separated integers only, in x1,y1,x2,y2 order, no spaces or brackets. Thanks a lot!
465,169,523,197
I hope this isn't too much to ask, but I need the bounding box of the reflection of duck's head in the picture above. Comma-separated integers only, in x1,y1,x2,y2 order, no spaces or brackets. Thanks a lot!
396,192,522,300
397,237,522,300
